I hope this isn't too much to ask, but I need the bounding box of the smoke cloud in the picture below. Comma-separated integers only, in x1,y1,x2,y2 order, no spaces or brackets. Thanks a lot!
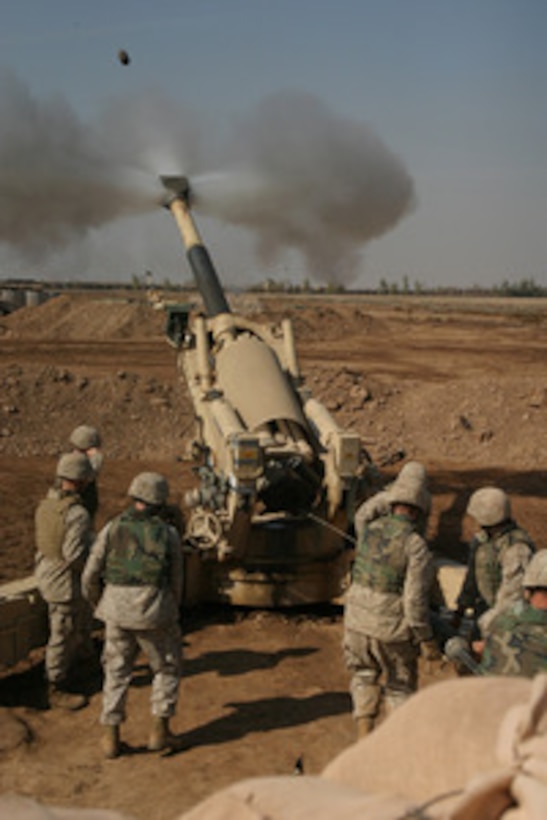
0,69,156,260
191,92,416,283
0,69,415,283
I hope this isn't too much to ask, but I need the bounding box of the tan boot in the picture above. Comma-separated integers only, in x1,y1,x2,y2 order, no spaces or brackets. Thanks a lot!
148,716,176,752
356,716,375,739
101,725,121,759
48,683,88,711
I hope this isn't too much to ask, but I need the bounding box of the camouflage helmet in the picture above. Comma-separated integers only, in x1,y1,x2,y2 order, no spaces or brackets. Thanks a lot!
523,550,547,589
387,478,431,514
128,472,169,506
69,424,101,450
56,452,94,482
466,487,511,527
398,461,428,486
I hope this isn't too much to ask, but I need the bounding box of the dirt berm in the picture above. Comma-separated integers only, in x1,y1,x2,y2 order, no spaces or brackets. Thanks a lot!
0,291,545,818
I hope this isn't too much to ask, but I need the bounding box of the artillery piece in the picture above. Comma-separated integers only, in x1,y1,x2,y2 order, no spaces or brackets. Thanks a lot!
161,176,368,607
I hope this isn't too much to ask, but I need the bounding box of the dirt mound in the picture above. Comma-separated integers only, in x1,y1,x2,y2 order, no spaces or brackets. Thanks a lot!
1,293,167,341
0,291,546,819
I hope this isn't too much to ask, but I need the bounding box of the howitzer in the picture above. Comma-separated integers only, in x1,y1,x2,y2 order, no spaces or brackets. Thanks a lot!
161,176,369,607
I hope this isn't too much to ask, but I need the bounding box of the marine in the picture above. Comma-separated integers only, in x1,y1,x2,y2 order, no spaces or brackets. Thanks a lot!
455,486,535,636
82,471,183,759
476,549,547,677
35,452,94,710
68,424,103,523
343,473,438,738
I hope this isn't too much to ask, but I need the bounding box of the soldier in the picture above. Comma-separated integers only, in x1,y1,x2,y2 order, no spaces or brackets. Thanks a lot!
69,424,103,523
35,452,94,710
354,461,430,542
82,472,183,759
455,487,535,637
473,549,547,677
343,475,439,738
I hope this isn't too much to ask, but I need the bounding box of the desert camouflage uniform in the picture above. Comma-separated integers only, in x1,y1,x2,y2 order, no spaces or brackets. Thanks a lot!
353,489,393,543
35,488,93,684
457,523,535,635
82,506,183,726
480,600,547,677
344,512,434,720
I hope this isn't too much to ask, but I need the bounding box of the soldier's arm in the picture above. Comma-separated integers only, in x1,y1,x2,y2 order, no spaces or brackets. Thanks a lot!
480,542,533,634
498,542,534,604
61,505,92,571
403,532,434,642
81,523,110,606
354,490,391,542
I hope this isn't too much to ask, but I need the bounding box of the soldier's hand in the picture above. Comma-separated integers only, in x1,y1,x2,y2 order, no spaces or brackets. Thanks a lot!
471,639,485,659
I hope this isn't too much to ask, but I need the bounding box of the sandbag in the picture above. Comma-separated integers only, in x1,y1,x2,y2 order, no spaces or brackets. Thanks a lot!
448,673,547,819
0,794,135,820
176,776,419,820
323,676,531,805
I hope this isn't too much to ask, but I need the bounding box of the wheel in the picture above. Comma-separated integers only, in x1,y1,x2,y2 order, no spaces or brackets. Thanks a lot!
187,509,223,550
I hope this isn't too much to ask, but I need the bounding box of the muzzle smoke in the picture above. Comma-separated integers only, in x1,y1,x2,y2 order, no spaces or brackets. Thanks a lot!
191,92,416,283
0,69,415,283
0,70,155,260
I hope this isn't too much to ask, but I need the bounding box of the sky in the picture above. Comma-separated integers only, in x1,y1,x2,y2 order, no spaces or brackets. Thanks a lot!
0,0,546,289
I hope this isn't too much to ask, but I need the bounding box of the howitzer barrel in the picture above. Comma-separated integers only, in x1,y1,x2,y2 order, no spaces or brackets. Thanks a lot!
161,175,231,317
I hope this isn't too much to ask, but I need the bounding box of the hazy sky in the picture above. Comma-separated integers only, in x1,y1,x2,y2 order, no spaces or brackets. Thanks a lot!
1,0,546,289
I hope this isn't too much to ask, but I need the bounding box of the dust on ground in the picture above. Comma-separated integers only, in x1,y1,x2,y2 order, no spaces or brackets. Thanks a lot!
0,290,546,818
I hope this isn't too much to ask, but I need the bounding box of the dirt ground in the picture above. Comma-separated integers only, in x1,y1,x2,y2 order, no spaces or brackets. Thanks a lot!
0,290,546,818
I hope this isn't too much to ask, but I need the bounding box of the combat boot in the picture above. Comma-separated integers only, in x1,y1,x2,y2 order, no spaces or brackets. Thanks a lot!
356,716,375,739
48,683,88,711
148,716,176,752
101,725,121,759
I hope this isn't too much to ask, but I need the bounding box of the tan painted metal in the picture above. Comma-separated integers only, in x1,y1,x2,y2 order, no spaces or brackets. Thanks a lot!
0,576,48,671
160,180,370,606
166,197,202,250
216,333,307,432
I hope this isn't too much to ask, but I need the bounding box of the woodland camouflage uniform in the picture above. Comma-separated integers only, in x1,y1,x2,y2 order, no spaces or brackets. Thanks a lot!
480,549,547,677
479,602,547,677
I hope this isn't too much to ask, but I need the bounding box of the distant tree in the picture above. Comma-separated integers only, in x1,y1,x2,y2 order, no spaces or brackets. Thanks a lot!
325,281,346,293
498,277,545,297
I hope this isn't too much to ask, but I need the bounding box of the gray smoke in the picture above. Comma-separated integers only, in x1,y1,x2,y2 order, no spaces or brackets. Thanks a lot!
0,69,157,260
191,92,416,283
0,70,415,283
